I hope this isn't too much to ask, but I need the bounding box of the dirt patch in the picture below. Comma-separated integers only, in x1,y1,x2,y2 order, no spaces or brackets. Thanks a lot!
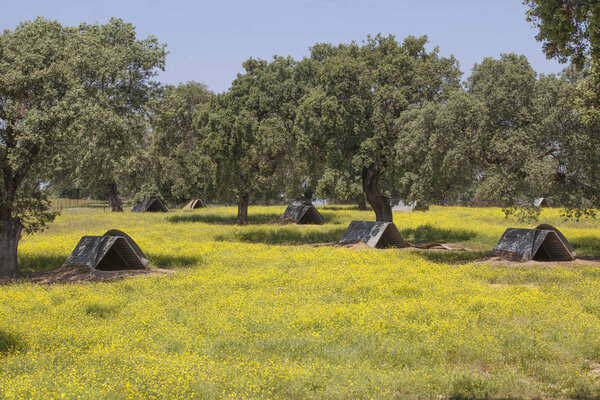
474,256,600,267
304,241,473,251
589,363,600,379
304,241,373,249
270,217,297,225
0,266,175,285
489,283,538,289
411,242,472,251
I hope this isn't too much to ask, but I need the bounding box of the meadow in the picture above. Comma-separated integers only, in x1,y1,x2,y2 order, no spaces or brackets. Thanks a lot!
2,205,600,399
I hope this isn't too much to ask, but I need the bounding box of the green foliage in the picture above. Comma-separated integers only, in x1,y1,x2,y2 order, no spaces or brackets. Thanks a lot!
467,54,599,217
502,205,542,223
296,35,462,213
561,207,597,222
62,18,167,199
133,182,164,203
524,0,600,67
195,56,304,211
394,90,484,207
0,17,166,272
525,0,600,124
0,18,77,233
150,82,214,203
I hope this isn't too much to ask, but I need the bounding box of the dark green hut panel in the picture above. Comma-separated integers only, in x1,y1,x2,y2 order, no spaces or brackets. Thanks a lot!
281,202,325,225
132,196,168,212
491,226,575,262
339,221,409,248
63,236,146,270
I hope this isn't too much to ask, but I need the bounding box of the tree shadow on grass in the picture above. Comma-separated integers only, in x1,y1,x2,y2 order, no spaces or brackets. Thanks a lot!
314,211,348,225
0,328,27,356
145,254,202,269
570,236,600,257
320,205,371,211
411,250,489,264
168,212,281,225
18,254,65,272
215,226,347,245
400,224,477,243
18,253,200,272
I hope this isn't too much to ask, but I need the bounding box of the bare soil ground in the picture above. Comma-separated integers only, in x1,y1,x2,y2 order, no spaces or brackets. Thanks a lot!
473,256,600,267
0,265,175,285
305,241,472,251
270,216,297,225
305,241,600,267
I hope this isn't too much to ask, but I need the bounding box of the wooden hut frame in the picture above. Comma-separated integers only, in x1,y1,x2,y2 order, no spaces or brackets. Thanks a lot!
339,221,409,248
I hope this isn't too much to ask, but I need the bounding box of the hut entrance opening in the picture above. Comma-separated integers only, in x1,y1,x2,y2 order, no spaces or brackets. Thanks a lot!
147,200,165,212
96,244,131,271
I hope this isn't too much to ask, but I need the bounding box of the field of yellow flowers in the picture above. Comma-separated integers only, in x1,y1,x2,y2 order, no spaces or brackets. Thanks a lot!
2,205,600,399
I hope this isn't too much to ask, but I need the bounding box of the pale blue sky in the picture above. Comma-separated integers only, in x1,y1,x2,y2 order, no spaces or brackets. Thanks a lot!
0,0,564,93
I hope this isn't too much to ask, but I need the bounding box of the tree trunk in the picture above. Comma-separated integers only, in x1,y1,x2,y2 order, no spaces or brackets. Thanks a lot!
108,183,123,212
362,166,393,222
357,195,367,210
0,210,23,276
236,193,249,225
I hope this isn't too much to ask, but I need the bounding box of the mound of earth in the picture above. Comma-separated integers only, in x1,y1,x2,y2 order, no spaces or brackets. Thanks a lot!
270,216,298,225
0,266,174,285
474,256,600,267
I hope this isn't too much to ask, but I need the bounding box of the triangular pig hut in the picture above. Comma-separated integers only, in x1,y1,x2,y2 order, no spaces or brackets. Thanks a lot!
533,198,549,208
183,198,206,210
132,196,168,212
490,224,575,262
339,221,409,248
63,236,147,270
103,229,150,267
280,200,325,225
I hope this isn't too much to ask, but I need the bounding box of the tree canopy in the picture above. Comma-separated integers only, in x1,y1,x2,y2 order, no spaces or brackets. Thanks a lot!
525,0,600,123
0,18,165,274
296,34,462,221
195,56,304,224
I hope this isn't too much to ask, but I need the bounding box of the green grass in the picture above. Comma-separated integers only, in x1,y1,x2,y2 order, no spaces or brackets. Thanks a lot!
1,205,600,399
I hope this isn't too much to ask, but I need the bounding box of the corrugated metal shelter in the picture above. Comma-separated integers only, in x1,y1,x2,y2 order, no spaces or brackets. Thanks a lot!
534,198,549,208
339,221,410,248
535,224,576,258
63,236,147,270
183,198,206,210
280,201,325,225
132,196,168,212
391,198,416,212
491,225,575,261
103,229,150,267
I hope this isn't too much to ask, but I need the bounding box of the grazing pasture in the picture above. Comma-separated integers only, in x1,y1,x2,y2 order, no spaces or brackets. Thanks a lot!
2,206,600,399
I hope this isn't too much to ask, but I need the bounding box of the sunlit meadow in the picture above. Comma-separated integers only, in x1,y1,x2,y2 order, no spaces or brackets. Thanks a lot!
2,205,600,399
